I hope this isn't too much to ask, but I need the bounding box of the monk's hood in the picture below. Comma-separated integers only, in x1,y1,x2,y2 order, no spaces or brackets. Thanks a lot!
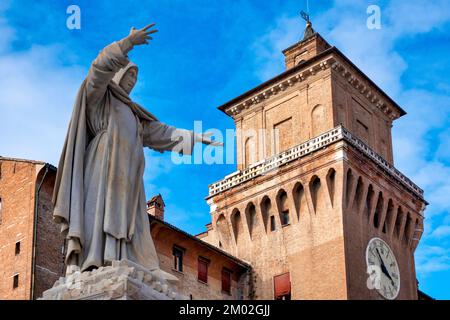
112,62,138,85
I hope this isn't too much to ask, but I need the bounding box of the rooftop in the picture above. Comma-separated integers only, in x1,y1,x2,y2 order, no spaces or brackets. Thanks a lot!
149,215,252,270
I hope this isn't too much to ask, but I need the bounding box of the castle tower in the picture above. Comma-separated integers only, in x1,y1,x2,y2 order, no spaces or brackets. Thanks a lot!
202,21,427,300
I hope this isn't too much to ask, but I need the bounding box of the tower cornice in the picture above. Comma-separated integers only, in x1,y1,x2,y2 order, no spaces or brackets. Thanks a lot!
218,47,406,121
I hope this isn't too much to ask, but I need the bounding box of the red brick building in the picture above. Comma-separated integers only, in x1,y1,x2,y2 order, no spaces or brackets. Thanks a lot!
0,157,64,300
0,162,251,300
148,195,251,300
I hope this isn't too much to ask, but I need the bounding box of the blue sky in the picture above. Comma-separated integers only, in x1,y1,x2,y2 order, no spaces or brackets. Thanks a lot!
0,0,449,299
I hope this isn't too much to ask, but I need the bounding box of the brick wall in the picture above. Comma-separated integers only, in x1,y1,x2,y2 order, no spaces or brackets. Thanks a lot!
151,220,250,300
33,168,65,299
0,159,40,299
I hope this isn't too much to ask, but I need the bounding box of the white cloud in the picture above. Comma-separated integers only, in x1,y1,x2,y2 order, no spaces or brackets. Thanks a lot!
251,15,303,81
415,245,450,275
430,225,450,239
0,4,86,165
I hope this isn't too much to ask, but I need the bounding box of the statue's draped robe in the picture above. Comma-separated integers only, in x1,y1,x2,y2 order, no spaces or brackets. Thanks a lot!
52,40,194,272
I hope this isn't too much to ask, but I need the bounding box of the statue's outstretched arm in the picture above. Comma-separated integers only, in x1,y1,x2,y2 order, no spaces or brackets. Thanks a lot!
142,120,222,156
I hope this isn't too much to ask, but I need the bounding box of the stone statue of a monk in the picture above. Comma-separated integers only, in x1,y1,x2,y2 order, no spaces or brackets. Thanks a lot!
52,24,221,275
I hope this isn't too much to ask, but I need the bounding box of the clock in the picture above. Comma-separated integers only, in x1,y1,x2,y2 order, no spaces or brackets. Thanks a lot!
366,237,400,300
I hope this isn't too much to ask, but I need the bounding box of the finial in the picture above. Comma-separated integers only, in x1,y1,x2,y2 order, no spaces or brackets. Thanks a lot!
300,10,315,41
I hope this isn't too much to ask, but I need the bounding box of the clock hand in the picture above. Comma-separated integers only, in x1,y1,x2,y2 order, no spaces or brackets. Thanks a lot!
376,249,395,286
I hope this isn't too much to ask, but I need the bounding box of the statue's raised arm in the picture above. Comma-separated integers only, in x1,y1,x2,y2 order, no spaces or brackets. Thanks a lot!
85,24,158,107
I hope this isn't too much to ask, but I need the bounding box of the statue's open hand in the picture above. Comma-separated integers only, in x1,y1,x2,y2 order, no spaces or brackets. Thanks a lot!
196,132,223,147
128,23,158,45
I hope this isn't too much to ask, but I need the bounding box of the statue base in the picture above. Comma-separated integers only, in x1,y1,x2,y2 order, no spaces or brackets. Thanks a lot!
40,259,187,300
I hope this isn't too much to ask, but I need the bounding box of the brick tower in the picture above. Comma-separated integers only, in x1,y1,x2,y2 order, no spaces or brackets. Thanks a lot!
0,157,64,300
201,22,427,300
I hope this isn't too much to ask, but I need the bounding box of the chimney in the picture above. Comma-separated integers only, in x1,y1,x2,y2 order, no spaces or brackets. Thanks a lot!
282,21,331,70
146,194,165,221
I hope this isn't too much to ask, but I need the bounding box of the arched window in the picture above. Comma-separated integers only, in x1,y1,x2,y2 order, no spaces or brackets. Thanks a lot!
244,137,256,168
311,104,325,137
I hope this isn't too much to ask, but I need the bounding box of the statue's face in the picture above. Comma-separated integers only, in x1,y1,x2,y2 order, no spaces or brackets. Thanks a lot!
119,67,138,94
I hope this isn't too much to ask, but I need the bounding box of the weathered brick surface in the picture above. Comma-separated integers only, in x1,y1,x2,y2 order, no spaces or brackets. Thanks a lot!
342,148,423,300
0,159,64,300
0,159,40,299
33,169,65,299
151,219,250,300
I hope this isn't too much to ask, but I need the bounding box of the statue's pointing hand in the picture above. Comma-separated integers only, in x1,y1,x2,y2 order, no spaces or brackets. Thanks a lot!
196,132,224,147
128,23,158,45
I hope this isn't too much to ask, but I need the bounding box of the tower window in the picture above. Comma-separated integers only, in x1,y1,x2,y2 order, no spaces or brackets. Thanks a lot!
274,272,291,300
15,242,20,255
172,246,184,272
270,216,276,231
222,269,232,294
13,274,19,289
281,210,290,226
198,257,209,283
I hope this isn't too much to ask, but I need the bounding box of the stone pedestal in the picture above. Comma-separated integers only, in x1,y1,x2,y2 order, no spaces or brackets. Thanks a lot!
40,260,187,300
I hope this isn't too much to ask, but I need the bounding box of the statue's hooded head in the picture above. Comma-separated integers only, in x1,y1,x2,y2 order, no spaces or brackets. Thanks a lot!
112,62,138,95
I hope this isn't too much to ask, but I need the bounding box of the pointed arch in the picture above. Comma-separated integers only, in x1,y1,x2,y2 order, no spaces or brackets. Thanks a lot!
216,214,231,250
293,182,306,221
353,176,364,212
245,202,258,239
260,196,273,233
373,192,384,229
230,209,244,244
276,189,290,226
345,169,354,208
383,199,394,233
363,184,375,220
309,175,321,213
394,206,404,238
327,168,336,207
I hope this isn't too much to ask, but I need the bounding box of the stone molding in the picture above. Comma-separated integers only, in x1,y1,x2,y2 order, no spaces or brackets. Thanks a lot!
224,57,335,117
207,126,424,201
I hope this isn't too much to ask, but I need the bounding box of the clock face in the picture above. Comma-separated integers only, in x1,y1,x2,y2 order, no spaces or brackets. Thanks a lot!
366,238,400,300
